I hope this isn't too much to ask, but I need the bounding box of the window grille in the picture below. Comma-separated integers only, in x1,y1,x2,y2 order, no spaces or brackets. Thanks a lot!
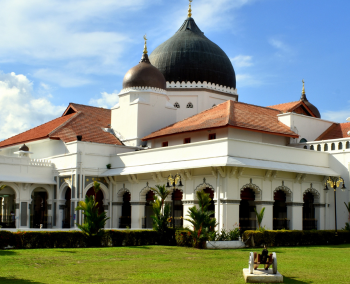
174,102,180,108
186,102,193,108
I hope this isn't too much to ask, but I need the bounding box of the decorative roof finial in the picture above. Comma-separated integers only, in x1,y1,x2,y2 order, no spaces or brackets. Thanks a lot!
188,0,193,18
143,34,148,54
302,79,305,95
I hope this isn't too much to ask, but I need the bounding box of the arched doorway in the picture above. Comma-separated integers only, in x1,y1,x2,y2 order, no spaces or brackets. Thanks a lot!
30,189,48,228
86,187,104,215
0,186,16,228
63,187,72,228
239,188,256,232
273,190,289,230
119,192,131,228
172,189,183,228
144,190,154,229
303,192,316,230
203,188,214,217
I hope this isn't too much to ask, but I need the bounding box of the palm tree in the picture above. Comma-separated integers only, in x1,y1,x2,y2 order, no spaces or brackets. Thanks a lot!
151,184,171,213
254,207,265,230
185,190,217,248
75,181,109,242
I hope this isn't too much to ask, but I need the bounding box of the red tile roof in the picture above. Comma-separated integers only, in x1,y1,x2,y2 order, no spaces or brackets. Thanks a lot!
316,122,350,140
142,100,298,140
0,103,123,148
268,100,316,117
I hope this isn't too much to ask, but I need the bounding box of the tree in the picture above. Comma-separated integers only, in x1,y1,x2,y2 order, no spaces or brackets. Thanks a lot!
151,184,171,214
75,181,109,243
185,190,217,248
254,207,265,230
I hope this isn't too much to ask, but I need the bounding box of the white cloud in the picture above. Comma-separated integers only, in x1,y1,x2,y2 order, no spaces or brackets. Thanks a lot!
231,55,253,68
236,73,262,87
89,91,119,109
269,38,293,57
322,109,350,123
0,71,66,141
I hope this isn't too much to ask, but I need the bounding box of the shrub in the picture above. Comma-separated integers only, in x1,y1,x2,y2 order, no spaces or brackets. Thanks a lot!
175,230,193,247
210,227,240,241
242,230,350,247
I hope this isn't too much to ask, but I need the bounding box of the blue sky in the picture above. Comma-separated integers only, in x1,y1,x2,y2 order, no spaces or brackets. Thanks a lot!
0,0,349,140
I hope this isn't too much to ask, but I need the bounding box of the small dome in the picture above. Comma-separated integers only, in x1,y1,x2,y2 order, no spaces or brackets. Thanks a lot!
149,17,236,89
122,53,166,90
19,144,29,151
302,97,321,118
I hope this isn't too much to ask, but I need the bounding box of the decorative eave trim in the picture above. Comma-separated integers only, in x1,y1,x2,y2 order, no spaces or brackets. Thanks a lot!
285,202,304,207
166,81,237,95
255,201,274,205
119,86,167,95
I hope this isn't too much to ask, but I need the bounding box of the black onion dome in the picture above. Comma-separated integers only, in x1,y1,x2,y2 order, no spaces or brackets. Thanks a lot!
149,17,236,89
123,53,166,90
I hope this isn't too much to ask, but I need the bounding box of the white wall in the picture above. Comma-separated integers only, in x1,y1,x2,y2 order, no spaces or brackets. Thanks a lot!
278,113,334,142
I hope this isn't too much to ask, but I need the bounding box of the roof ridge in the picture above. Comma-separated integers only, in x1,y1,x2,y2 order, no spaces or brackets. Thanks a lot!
234,100,283,113
70,102,109,110
0,112,76,145
268,100,300,108
49,112,80,136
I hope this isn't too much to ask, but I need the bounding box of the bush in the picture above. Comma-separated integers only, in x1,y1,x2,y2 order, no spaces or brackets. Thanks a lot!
0,230,161,249
175,230,193,247
242,230,350,247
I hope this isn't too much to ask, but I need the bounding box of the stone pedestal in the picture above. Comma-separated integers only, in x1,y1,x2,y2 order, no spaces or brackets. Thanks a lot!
243,269,283,283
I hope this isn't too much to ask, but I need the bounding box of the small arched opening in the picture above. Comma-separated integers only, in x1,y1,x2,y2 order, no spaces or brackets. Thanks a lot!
338,142,343,150
30,188,49,228
303,192,316,230
331,143,335,150
303,145,308,149
310,145,314,150
273,190,289,230
144,190,154,229
346,141,350,149
119,192,131,228
239,188,256,232
324,144,328,151
0,186,17,228
172,189,183,228
317,144,321,151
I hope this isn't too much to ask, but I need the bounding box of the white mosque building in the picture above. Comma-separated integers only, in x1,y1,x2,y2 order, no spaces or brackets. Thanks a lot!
0,3,349,232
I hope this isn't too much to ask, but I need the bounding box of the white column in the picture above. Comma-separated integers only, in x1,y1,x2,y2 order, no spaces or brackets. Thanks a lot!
287,202,303,230
58,200,65,228
113,203,122,228
222,201,240,230
256,202,273,230
15,199,20,229
47,202,53,228
131,202,145,229
315,204,325,230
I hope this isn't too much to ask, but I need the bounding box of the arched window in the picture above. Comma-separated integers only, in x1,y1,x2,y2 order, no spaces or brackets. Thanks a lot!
300,138,308,143
174,102,180,108
317,144,321,151
338,142,343,150
186,102,193,108
346,141,350,149
303,145,308,149
310,145,314,150
331,143,335,150
324,144,328,151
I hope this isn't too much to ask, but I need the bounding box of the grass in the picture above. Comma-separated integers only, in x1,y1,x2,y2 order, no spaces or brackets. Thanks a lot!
0,245,349,283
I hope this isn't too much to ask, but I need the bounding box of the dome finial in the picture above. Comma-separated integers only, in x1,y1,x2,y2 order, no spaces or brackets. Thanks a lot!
301,79,307,101
188,0,193,18
143,34,148,54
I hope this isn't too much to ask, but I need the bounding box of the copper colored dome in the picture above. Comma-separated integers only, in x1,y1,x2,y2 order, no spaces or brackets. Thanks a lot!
301,94,321,118
19,144,29,151
122,53,166,90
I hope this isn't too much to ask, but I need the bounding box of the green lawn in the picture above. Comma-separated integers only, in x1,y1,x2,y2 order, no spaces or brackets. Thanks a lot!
0,245,349,283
